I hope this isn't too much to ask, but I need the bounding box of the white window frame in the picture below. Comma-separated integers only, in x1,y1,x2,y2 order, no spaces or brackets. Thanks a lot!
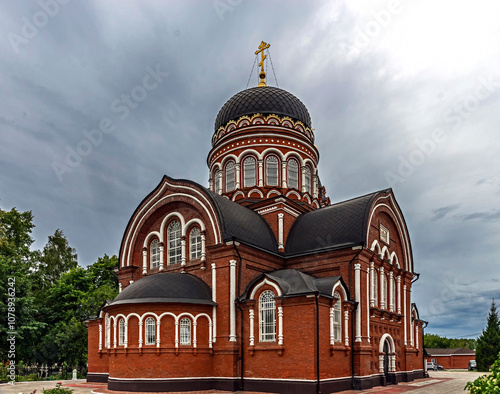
214,170,222,194
118,318,125,346
266,156,279,186
244,156,256,187
304,165,312,193
150,239,160,269
167,220,181,265
145,317,155,345
333,292,342,343
259,290,276,342
180,317,191,345
288,158,299,189
226,161,235,192
189,227,201,260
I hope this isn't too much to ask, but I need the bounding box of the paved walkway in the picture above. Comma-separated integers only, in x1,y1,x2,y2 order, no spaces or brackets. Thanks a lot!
0,371,487,394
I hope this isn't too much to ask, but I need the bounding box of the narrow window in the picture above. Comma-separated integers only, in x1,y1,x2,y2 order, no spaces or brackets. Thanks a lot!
266,156,279,186
180,318,191,345
145,317,155,345
288,159,299,189
214,170,222,194
167,220,181,265
259,290,276,342
150,239,160,269
190,227,201,260
304,165,312,193
118,319,125,346
244,156,256,187
226,161,235,192
333,292,342,343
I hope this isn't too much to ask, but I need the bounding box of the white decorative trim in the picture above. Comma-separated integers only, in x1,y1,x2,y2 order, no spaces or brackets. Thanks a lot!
249,278,283,299
403,284,407,345
354,263,362,342
278,213,284,250
249,309,255,346
247,188,264,198
277,306,284,345
229,260,237,342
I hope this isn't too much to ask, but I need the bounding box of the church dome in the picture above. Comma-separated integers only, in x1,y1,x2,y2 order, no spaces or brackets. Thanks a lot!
214,86,311,131
109,273,214,306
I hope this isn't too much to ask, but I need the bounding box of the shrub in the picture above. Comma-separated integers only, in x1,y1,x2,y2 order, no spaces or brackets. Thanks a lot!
41,382,74,394
465,351,500,393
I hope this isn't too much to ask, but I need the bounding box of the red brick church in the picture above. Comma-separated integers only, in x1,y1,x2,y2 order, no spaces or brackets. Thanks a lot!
87,42,426,393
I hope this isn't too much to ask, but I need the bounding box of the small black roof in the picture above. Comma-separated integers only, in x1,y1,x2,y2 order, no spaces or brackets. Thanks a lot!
108,273,215,306
240,269,348,300
214,86,312,130
285,190,389,255
207,190,278,253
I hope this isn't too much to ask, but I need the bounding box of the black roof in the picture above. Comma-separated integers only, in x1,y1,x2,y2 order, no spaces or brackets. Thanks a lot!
285,190,389,256
206,190,278,253
108,273,215,306
214,86,312,130
240,269,348,300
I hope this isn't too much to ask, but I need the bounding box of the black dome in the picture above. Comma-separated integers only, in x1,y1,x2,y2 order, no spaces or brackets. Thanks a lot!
109,273,214,306
215,86,311,130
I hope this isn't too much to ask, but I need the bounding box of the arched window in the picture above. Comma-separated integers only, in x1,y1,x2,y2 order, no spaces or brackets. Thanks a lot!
190,227,201,260
180,317,191,345
288,158,299,189
145,317,155,345
243,156,256,187
150,239,160,269
333,292,342,343
214,170,222,194
259,290,276,342
266,155,279,186
226,161,235,192
167,220,181,265
304,165,312,193
118,318,125,346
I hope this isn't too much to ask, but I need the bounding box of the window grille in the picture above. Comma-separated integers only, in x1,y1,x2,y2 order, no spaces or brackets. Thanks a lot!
180,318,191,345
150,239,160,268
259,290,276,342
244,157,256,187
145,317,155,345
266,156,279,186
190,227,201,260
167,220,181,264
288,159,299,189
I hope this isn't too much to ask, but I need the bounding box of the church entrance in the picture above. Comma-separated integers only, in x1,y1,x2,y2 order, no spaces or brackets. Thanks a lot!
379,334,396,385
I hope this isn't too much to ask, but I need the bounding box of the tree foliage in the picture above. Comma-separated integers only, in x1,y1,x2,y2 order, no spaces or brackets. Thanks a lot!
0,207,118,367
424,333,476,350
476,300,500,372
465,351,500,393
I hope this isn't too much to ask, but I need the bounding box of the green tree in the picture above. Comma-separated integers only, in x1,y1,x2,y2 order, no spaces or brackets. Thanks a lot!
424,333,476,349
37,229,78,288
476,300,500,372
0,208,45,362
465,351,500,393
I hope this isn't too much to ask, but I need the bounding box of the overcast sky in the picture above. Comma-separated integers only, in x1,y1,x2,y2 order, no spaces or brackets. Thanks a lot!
1,0,499,339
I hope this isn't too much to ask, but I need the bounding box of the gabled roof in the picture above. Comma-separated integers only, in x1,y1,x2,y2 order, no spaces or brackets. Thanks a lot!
240,269,350,300
285,190,390,256
206,189,278,253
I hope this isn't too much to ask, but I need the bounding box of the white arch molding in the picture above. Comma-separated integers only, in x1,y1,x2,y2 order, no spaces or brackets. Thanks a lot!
379,333,396,373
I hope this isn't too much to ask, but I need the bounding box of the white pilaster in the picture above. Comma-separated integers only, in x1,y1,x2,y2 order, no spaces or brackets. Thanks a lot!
217,171,223,194
124,321,128,348
156,320,161,347
397,276,401,314
354,263,362,342
370,262,375,308
278,306,284,345
366,267,370,343
329,308,334,345
159,245,164,271
278,213,284,250
344,310,349,347
113,319,117,348
201,234,206,262
229,259,237,341
403,284,407,345
389,271,394,312
98,324,102,350
138,321,143,348
193,321,197,348
211,263,217,342
281,161,287,188
380,267,385,310
142,249,147,274
249,309,255,346
235,163,241,189
175,320,179,348
118,282,122,293
181,238,186,266
258,160,263,187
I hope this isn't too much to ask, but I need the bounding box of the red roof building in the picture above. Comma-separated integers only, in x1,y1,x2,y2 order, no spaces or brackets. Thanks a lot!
87,43,426,393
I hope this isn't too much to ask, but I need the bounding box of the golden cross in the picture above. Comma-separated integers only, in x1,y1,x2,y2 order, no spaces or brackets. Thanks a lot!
255,41,270,73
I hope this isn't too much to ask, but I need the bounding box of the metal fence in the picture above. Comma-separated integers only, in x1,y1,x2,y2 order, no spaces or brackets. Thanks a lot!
0,363,87,382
